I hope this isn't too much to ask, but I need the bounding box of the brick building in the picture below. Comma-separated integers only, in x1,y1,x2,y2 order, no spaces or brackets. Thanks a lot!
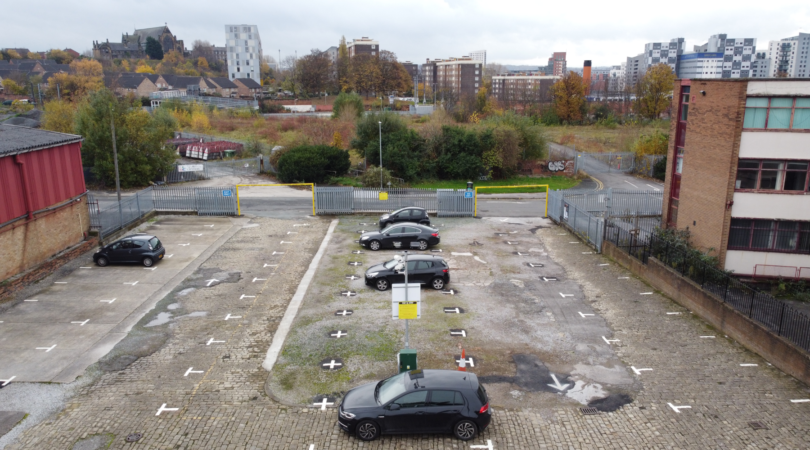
547,52,567,77
0,125,89,282
422,59,441,94
435,57,483,98
491,74,558,103
401,61,418,79
662,78,810,279
347,37,379,57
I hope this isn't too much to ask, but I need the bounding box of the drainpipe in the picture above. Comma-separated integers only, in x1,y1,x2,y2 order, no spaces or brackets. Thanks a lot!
14,155,34,219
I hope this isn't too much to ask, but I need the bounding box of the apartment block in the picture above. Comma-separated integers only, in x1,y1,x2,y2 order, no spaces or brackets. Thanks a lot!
645,38,685,74
225,24,262,83
491,74,558,103
468,50,487,68
662,78,810,279
608,63,626,93
436,57,484,97
422,59,441,92
677,52,724,79
766,33,810,78
347,37,379,57
690,34,756,78
625,53,646,87
547,52,566,77
401,61,418,79
751,53,770,78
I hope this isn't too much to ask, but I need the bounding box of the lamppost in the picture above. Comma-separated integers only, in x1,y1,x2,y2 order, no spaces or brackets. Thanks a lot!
378,121,383,189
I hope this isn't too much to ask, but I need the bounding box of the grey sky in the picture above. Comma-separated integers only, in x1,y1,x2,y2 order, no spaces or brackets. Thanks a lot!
2,0,808,68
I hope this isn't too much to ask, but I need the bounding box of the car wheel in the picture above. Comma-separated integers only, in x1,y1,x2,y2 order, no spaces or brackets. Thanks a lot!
96,256,109,267
417,239,428,250
142,257,154,267
356,420,380,441
453,420,477,441
431,277,445,290
369,240,381,251
375,278,390,291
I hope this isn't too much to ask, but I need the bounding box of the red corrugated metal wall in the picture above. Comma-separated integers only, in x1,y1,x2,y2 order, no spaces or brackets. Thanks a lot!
0,142,86,224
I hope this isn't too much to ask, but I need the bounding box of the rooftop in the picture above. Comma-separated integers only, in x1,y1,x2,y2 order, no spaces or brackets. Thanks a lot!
0,124,83,157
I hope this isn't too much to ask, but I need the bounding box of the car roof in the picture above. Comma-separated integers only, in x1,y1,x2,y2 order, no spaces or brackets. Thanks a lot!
387,222,431,228
393,207,425,212
405,369,475,390
123,234,157,240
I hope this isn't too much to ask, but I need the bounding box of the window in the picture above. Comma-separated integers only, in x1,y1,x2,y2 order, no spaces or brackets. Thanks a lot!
729,219,810,253
735,160,810,191
744,97,810,129
428,391,465,406
392,391,428,408
415,261,432,270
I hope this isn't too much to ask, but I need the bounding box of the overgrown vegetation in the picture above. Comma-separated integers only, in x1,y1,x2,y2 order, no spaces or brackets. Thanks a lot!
276,145,351,184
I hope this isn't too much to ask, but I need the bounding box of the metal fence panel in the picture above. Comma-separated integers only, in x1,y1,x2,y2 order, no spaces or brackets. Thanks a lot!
437,190,474,217
315,187,354,214
164,157,260,184
556,196,604,252
153,187,197,211
352,188,438,213
196,187,237,216
578,152,636,173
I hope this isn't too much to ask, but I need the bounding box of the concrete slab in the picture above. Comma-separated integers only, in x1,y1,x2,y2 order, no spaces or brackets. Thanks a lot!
0,411,26,438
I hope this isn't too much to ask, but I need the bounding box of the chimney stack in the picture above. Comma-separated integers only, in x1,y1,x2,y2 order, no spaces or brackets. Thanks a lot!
583,60,592,96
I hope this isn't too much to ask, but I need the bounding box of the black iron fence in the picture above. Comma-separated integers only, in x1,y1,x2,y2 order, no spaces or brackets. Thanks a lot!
605,226,810,353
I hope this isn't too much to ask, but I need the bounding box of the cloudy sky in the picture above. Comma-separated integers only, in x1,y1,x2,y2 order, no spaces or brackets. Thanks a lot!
2,0,809,68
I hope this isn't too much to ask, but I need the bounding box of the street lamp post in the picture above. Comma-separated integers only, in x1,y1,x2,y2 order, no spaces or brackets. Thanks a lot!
378,121,383,189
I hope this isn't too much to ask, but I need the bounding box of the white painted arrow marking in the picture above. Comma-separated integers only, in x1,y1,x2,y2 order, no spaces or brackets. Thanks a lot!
224,314,242,321
156,404,179,416
667,403,691,413
100,298,116,304
272,251,285,255
445,308,460,313
456,357,475,368
0,376,16,386
542,277,557,282
184,367,204,377
287,231,298,234
206,338,225,346
144,267,157,271
578,312,594,318
322,360,342,369
791,399,810,403
528,263,543,268
206,224,215,227
280,241,292,244
252,277,267,283
602,336,619,345
240,295,256,299
640,292,653,295
474,256,487,264
631,366,653,375
451,252,473,256
178,243,190,246
560,293,574,298
313,397,334,411
192,233,203,236
470,440,494,450
442,290,455,295
165,254,173,258
336,310,352,316
547,374,570,391
206,279,219,287
330,331,347,338
124,281,138,286
36,345,56,352
450,330,467,337
71,320,90,326
740,363,759,367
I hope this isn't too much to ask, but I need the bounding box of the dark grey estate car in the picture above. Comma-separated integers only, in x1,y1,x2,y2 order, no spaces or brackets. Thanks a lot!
93,234,165,267
338,369,491,441
359,223,440,251
379,207,430,228
364,254,449,291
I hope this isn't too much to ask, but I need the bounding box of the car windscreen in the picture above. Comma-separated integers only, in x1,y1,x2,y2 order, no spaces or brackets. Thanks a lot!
383,259,399,269
476,384,488,404
377,373,407,404
149,237,161,250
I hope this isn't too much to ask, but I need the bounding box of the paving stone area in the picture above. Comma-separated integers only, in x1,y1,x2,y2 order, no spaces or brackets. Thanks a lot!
3,217,809,449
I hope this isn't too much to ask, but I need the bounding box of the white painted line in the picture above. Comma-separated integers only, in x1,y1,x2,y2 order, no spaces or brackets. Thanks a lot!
143,267,157,271
336,310,352,316
206,338,225,346
206,278,219,287
155,404,179,416
450,330,467,337
54,282,67,284
0,376,16,386
451,252,473,256
557,233,567,235
474,256,487,264
598,264,609,266
280,241,293,244
263,264,278,268
123,281,138,286
313,397,334,411
666,312,681,315
578,312,594,318
516,252,530,256
263,220,339,372
184,367,204,376
224,314,242,321
500,218,510,222
36,345,56,352
560,293,574,298
445,308,460,313
287,231,298,235
165,254,174,258
192,233,203,236
240,295,256,300
528,263,543,268
322,360,342,369
625,180,639,189
602,336,619,345
582,252,594,254
740,363,759,367
80,267,92,269
569,241,579,244
470,440,494,450
252,277,267,283
293,224,309,227
330,331,347,338
790,399,810,403
547,373,570,391
272,251,285,255
667,403,691,413
206,224,215,227
24,299,38,302
700,335,716,339
640,292,653,295
509,231,518,234
71,320,89,326
441,290,455,295
541,277,557,282
618,277,630,279
506,241,518,245
631,366,653,375
178,243,190,246
100,298,116,304
646,184,661,191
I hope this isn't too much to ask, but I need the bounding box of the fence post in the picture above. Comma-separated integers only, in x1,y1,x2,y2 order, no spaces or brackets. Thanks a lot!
665,241,670,265
777,302,786,336
723,276,730,302
748,289,756,318
136,191,141,218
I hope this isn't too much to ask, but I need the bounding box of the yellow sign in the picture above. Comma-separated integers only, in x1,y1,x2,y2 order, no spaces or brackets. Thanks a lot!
379,192,389,200
398,302,417,319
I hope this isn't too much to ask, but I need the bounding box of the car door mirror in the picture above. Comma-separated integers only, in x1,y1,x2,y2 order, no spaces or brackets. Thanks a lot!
388,403,401,411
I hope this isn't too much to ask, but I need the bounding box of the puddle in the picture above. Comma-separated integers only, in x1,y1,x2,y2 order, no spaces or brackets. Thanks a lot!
183,312,208,318
176,288,195,297
167,303,180,310
145,312,173,327
564,380,607,404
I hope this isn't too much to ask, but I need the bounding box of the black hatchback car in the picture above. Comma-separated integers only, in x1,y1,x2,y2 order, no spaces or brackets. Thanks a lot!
365,254,449,291
93,234,166,267
379,207,430,228
338,369,491,441
359,223,440,251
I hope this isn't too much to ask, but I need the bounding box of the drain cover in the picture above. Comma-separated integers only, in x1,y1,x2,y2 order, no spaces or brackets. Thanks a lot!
126,433,142,442
748,421,768,430
580,407,599,415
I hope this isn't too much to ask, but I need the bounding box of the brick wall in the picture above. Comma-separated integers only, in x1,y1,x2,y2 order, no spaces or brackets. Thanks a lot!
0,196,91,282
520,160,575,176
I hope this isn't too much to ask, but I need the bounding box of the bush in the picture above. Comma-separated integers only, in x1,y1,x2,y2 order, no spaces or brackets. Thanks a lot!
653,156,667,180
332,92,364,119
276,145,351,184
633,131,669,156
261,102,285,113
361,166,396,187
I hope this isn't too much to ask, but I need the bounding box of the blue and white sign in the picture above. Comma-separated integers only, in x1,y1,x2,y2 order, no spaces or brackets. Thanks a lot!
464,191,473,199
222,190,232,197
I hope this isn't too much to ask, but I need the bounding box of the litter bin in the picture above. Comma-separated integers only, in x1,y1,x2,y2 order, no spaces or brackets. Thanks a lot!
398,348,417,373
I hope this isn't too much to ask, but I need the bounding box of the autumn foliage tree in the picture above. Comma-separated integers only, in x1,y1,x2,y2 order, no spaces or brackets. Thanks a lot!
550,71,586,123
634,63,676,120
45,59,104,101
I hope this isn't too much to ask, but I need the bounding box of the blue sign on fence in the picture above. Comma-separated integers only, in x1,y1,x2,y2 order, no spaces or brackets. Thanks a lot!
464,191,473,199
222,190,232,197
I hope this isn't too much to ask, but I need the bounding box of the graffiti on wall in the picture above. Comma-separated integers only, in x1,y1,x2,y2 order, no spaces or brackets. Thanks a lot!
547,161,566,172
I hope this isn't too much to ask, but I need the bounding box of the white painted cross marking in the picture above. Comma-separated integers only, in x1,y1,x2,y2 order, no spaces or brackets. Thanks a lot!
252,277,267,283
0,376,16,386
640,292,653,295
700,335,716,339
602,336,620,345
192,233,203,236
144,267,157,271
184,367,204,377
156,404,179,416
272,251,285,255
263,264,278,268
178,243,190,246
100,298,116,304
330,331,347,338
456,357,475,368
36,345,56,352
287,231,298,235
646,184,661,191
165,254,173,258
224,314,242,321
336,310,352,316
578,312,594,318
470,440,494,450
451,252,473,256
666,312,681,315
54,282,67,284
631,366,653,375
322,360,343,369
560,293,574,298
280,241,293,244
24,299,38,302
740,363,759,367
206,338,225,346
542,277,557,282
71,320,90,326
441,290,455,295
445,308,461,313
124,281,138,286
450,330,467,337
313,397,334,411
206,279,219,287
667,403,691,413
240,295,255,300
547,373,570,391
790,399,810,403
80,266,92,269
474,256,487,264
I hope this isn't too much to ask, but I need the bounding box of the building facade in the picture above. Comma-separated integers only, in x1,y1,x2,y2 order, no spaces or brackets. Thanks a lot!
625,53,646,87
766,33,810,78
225,24,262,83
212,46,227,62
435,57,483,98
662,78,810,279
468,50,486,68
608,63,626,94
491,74,557,103
677,52,724,79
422,59,440,94
401,61,418,79
93,25,184,60
547,52,566,76
644,38,685,75
347,38,379,57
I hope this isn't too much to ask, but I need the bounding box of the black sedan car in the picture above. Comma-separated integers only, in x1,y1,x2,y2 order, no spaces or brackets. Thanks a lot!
93,234,165,267
359,223,440,251
379,207,431,228
338,369,491,441
365,254,449,291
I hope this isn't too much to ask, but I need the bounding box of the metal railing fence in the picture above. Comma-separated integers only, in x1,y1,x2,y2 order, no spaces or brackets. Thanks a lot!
605,226,810,353
313,187,474,217
548,190,604,251
164,157,261,183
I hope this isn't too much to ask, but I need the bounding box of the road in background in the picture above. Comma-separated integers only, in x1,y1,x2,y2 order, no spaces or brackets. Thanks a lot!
549,142,664,192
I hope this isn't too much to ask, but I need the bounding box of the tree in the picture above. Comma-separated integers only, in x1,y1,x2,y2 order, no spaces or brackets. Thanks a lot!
28,51,41,60
276,145,351,183
46,49,73,64
190,40,214,60
196,57,209,70
145,37,164,60
337,36,351,92
634,63,676,120
351,53,381,98
2,79,27,95
2,49,22,61
41,100,77,133
550,71,586,123
295,49,332,96
378,51,411,95
45,59,104,101
332,92,364,119
135,62,156,74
